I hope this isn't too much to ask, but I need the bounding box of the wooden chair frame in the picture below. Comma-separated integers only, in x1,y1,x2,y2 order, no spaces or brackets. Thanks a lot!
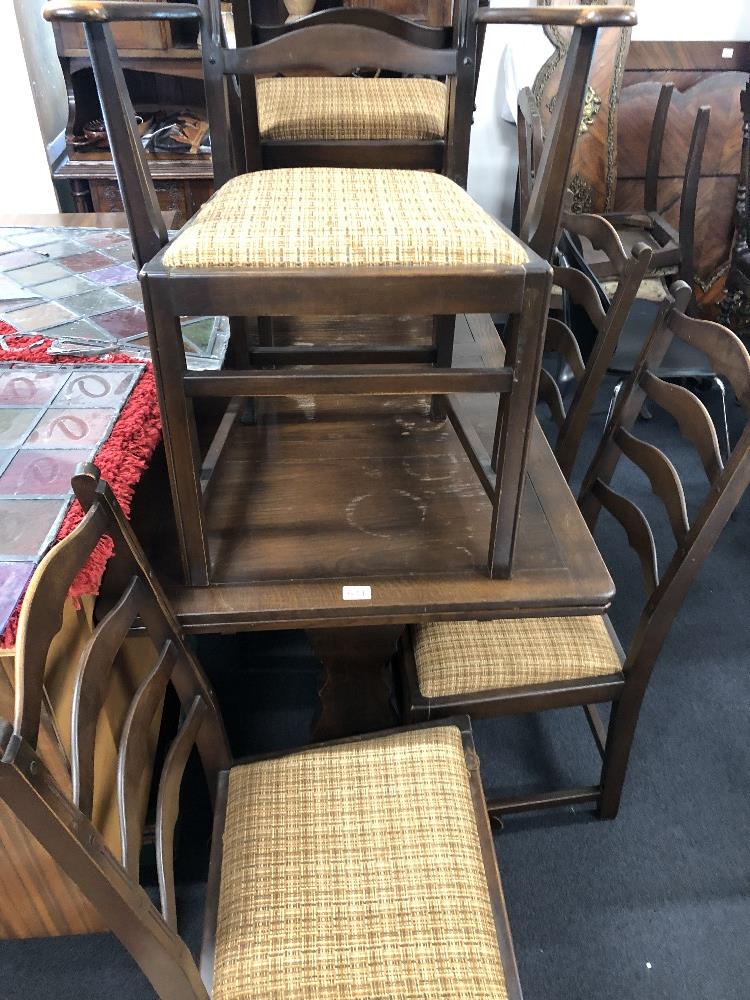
0,467,524,998
593,83,710,290
538,211,652,481
231,0,488,185
518,81,710,290
400,283,750,820
44,2,635,590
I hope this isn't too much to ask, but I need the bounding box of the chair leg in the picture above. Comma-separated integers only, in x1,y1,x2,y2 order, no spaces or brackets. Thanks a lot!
141,277,210,587
712,375,731,460
597,685,645,820
488,269,549,577
430,315,456,421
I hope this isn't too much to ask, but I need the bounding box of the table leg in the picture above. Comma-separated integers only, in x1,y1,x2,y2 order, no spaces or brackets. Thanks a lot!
308,625,404,741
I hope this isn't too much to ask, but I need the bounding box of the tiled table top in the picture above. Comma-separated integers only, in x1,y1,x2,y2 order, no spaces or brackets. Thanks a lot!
0,360,144,633
0,226,228,369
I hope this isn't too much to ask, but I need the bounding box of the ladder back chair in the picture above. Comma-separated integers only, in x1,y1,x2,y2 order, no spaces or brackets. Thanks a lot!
43,2,635,589
0,464,526,1000
399,283,750,821
585,83,711,291
230,0,486,384
232,0,487,182
538,211,652,481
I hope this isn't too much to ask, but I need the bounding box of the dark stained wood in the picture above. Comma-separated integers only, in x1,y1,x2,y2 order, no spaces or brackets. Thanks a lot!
47,0,618,591
401,288,750,821
617,40,750,312
544,212,652,480
3,529,529,1000
142,314,614,632
309,625,403,739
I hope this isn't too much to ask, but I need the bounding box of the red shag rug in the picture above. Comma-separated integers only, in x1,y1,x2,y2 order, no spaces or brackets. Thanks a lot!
0,323,162,649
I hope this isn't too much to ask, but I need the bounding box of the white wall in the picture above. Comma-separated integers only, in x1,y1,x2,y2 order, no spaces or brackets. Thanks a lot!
467,0,750,224
0,4,60,214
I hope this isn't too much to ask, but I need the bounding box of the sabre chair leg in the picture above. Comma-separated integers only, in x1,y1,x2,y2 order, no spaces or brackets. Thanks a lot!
430,314,456,421
141,278,210,587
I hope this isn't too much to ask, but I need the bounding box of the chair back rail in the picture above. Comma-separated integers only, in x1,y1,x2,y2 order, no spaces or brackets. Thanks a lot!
200,0,478,188
538,213,652,480
578,283,750,691
250,7,452,47
644,83,674,213
2,464,231,998
677,105,710,290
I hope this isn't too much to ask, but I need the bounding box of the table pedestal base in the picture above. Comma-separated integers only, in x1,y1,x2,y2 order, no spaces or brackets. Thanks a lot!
309,625,403,740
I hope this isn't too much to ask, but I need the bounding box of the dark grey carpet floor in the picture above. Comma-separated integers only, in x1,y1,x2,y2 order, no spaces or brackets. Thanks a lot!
2,376,749,999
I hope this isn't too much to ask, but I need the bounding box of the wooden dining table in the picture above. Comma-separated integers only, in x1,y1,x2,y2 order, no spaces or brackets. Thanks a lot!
138,311,615,739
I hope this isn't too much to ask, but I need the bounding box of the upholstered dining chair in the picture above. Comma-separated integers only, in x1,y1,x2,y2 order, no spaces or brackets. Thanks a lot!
44,2,636,590
229,0,488,391
0,464,524,1000
537,211,652,481
398,283,750,821
231,0,488,182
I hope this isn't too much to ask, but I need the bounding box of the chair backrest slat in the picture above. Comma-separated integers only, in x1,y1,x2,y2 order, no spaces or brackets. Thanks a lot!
590,478,660,595
14,502,110,749
2,463,231,998
666,309,750,411
578,285,750,690
640,370,724,483
552,267,608,332
118,639,180,878
223,26,458,78
156,695,208,931
614,426,690,544
538,214,652,481
71,576,145,818
250,7,452,47
545,316,585,376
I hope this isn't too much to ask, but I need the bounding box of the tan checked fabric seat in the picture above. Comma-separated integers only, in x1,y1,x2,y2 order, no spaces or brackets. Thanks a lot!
255,76,448,141
212,726,509,1000
413,617,623,698
162,167,528,270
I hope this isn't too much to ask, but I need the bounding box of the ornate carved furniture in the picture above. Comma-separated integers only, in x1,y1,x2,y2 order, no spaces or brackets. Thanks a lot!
43,2,635,592
720,77,750,334
531,0,635,215
537,211,651,481
0,464,525,1000
398,283,750,821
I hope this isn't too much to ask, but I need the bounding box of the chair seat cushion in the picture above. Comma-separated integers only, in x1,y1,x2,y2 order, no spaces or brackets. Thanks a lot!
212,726,508,1000
256,76,448,141
413,616,623,698
161,167,528,270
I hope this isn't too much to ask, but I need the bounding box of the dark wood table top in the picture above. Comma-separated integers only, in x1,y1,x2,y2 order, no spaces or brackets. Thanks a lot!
159,313,614,631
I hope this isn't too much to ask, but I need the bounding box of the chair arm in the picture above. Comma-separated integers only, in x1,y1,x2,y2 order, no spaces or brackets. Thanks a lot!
43,1,200,23
475,5,636,28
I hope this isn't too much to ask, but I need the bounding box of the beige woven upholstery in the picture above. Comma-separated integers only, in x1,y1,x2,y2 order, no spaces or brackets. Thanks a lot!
256,76,448,141
413,617,623,698
212,726,508,1000
162,168,529,270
